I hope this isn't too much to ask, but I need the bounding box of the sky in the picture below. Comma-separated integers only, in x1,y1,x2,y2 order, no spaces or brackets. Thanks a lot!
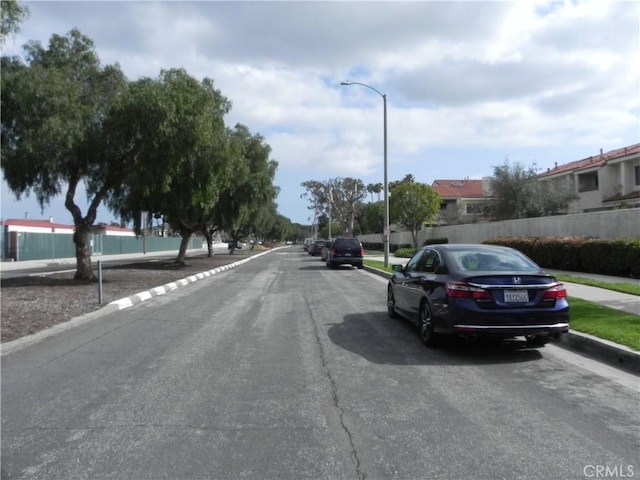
1,0,638,226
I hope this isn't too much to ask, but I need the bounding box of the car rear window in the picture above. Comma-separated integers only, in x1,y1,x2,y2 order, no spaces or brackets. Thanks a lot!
334,239,361,249
451,250,539,272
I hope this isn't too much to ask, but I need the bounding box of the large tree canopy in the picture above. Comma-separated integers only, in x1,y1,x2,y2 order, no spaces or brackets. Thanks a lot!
211,124,279,251
0,0,29,47
487,160,577,220
1,29,128,279
104,69,234,263
301,177,366,237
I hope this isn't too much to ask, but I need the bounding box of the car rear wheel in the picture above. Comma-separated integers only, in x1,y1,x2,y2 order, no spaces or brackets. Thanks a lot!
387,287,400,318
419,301,439,347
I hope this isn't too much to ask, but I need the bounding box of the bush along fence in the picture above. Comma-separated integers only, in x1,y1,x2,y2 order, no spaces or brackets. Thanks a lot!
484,237,640,278
362,236,640,278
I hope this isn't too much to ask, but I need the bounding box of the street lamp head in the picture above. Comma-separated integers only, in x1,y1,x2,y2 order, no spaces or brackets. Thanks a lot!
340,81,353,86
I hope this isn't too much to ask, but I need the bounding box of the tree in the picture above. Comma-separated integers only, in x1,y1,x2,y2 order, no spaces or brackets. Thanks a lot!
388,173,416,192
104,69,234,264
0,0,29,47
301,177,367,237
361,201,384,234
211,124,279,253
487,160,576,220
366,182,383,203
1,29,128,280
389,182,441,248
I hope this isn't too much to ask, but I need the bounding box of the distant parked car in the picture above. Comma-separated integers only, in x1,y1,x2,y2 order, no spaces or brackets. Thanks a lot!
387,243,570,348
320,241,333,261
309,240,326,257
325,237,364,269
303,238,314,252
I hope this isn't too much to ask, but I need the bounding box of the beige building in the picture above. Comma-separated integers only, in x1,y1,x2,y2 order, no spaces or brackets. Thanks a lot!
538,143,640,213
431,178,492,225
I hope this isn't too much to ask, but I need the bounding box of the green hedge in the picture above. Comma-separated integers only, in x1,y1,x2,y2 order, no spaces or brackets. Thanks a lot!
361,242,414,253
484,237,640,277
394,247,418,258
424,237,449,246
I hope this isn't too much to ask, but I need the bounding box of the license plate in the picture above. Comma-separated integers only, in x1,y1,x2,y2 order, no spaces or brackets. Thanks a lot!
343,252,351,256
504,290,528,303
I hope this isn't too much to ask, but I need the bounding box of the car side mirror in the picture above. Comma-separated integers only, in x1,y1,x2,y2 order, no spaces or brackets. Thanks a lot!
392,264,404,273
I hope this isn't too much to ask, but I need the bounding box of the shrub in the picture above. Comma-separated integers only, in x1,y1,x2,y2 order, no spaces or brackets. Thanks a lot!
394,247,418,258
424,238,448,245
484,236,640,277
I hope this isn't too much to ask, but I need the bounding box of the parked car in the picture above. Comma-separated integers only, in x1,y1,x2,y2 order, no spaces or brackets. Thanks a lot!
320,241,332,261
308,240,326,257
326,237,364,269
387,244,569,347
303,238,315,252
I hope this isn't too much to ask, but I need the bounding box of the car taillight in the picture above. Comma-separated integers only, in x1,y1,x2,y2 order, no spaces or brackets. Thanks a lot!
543,283,567,299
331,248,336,256
446,282,491,299
360,248,365,256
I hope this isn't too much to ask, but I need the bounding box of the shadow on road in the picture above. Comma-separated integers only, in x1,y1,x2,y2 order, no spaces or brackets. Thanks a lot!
327,311,543,366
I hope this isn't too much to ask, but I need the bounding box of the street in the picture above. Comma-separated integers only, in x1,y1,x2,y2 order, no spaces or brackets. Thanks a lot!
2,248,638,479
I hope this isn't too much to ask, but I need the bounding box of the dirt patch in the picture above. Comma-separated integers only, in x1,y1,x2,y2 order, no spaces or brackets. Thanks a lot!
1,251,260,343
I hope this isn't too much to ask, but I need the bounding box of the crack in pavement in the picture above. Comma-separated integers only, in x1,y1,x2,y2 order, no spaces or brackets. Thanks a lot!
304,294,366,480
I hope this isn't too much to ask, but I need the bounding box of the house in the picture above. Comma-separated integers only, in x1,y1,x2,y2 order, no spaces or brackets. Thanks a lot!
431,178,492,225
538,143,640,213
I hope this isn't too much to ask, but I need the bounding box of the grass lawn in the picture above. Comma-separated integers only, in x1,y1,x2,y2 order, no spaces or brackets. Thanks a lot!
364,259,393,272
364,259,640,351
568,298,640,351
555,274,640,296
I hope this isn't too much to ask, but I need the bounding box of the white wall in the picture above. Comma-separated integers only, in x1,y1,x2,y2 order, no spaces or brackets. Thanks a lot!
360,208,640,246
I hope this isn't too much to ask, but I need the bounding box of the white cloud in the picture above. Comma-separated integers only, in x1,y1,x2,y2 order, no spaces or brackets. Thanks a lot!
1,0,637,225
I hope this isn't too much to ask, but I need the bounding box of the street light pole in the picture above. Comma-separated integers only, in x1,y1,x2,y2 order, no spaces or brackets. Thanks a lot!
328,184,332,241
340,81,389,267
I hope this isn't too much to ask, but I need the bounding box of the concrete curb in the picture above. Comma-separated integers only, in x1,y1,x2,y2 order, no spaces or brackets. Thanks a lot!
364,265,640,376
1,249,273,357
554,330,640,375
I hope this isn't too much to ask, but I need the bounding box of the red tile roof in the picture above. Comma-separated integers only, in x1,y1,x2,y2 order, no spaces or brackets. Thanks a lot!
2,219,131,233
2,218,74,230
539,143,640,177
431,179,485,198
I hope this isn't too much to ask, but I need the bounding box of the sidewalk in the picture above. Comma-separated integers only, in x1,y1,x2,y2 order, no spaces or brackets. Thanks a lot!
0,244,231,273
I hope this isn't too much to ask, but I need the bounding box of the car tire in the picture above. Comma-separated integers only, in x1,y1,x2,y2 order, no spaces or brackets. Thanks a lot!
419,301,439,347
328,262,336,269
387,287,400,319
356,264,364,269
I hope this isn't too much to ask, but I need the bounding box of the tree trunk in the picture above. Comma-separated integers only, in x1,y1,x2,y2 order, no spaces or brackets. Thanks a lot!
73,223,96,281
176,233,191,265
201,228,213,257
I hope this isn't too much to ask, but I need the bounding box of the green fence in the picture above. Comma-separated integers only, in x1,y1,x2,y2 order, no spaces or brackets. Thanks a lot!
6,232,203,262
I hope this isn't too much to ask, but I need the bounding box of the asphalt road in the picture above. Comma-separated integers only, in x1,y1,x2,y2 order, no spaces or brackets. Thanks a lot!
2,249,639,480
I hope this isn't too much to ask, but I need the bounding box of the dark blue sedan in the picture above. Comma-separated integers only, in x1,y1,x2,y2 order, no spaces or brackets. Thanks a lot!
387,244,570,347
